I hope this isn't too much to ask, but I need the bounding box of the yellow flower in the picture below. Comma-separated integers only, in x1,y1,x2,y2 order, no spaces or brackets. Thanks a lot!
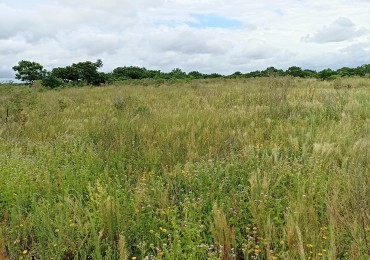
22,250,28,255
160,227,167,233
318,253,323,257
132,257,137,260
19,224,24,228
306,244,314,248
322,249,327,253
322,236,327,240
320,227,328,231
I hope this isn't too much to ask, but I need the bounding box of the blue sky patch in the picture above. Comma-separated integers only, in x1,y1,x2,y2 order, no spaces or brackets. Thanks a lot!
186,14,244,29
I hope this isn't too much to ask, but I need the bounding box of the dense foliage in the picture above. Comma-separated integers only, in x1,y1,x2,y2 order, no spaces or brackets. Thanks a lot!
9,60,370,89
12,60,46,85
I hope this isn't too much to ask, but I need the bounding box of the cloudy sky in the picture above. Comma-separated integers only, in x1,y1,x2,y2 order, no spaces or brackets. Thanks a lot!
1,0,370,79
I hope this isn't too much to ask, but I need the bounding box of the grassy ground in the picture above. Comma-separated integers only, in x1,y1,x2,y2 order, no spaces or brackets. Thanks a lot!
0,77,369,259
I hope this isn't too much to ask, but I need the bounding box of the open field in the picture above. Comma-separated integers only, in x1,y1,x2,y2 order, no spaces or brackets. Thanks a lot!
0,77,369,259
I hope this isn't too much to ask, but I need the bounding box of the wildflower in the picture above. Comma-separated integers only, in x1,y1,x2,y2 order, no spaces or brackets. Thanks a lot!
306,244,314,248
159,227,167,233
320,227,328,231
22,250,28,255
55,229,60,233
322,236,327,240
132,257,137,260
322,249,327,253
19,224,24,228
318,252,323,257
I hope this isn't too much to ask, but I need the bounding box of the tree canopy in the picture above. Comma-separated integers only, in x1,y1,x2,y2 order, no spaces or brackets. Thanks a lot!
12,60,46,85
10,59,370,89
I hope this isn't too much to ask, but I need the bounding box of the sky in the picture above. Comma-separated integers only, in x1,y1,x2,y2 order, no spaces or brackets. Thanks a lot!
1,0,370,79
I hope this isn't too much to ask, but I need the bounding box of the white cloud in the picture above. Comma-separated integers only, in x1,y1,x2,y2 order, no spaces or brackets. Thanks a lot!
1,0,370,78
303,17,368,43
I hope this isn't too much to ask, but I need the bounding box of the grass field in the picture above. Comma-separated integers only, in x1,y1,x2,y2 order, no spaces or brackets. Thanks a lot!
0,77,369,259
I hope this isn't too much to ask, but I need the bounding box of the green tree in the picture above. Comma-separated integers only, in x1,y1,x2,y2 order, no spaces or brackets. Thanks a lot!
286,66,305,77
188,71,204,79
42,72,64,89
318,68,337,80
12,60,46,85
168,68,187,79
336,67,355,77
262,67,285,77
72,59,105,85
52,66,79,83
302,69,318,78
112,66,149,80
52,59,105,85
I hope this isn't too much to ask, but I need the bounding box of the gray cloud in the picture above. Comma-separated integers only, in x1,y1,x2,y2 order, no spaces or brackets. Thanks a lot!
148,27,231,55
302,17,368,43
1,0,370,79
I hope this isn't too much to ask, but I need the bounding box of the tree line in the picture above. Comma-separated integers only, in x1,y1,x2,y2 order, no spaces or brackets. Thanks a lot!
11,60,370,88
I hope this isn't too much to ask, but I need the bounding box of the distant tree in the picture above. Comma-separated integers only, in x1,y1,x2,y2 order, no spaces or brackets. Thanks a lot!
52,66,79,83
42,72,64,89
318,68,337,80
263,67,285,77
188,71,204,79
336,67,355,77
12,60,46,85
72,59,104,85
229,71,243,78
52,59,104,85
205,73,223,79
353,64,370,77
286,66,305,77
112,66,149,80
168,68,187,79
245,70,262,78
302,69,318,78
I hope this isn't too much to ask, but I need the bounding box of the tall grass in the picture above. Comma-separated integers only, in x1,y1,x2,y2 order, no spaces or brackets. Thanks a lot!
0,77,369,259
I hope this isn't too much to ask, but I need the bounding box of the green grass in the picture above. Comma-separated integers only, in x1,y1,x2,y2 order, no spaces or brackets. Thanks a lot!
0,77,369,259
